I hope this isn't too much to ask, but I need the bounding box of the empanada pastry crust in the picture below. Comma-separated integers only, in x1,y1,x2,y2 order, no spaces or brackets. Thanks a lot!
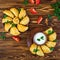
3,10,14,18
10,8,19,17
17,24,28,32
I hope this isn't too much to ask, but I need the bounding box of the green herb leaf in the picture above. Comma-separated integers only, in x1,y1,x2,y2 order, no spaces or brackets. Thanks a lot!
0,32,6,40
0,36,6,40
53,39,57,42
58,16,60,20
37,39,40,41
51,2,60,20
48,14,52,19
48,30,54,35
5,21,12,24
12,24,17,27
50,47,54,51
18,8,21,13
40,36,44,40
3,14,8,18
51,2,60,9
23,0,28,5
33,48,39,53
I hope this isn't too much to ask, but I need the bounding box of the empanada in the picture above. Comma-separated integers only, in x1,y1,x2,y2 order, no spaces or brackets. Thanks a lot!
20,16,30,25
44,27,53,34
36,46,44,56
19,8,26,19
13,17,19,24
10,27,20,36
30,43,37,54
10,8,19,17
3,10,14,18
41,45,51,53
17,24,28,32
46,41,56,47
2,17,12,23
49,32,57,41
5,23,12,32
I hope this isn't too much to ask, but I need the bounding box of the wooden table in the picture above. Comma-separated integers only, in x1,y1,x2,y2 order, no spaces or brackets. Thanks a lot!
0,0,60,60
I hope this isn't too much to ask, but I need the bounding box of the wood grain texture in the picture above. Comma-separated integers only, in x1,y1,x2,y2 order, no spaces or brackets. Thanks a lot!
0,0,60,60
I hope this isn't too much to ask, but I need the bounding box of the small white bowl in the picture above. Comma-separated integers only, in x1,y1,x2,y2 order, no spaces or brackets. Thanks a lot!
33,32,47,45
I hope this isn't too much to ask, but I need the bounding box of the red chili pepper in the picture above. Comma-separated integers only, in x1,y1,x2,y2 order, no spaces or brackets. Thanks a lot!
29,0,34,4
30,8,37,14
37,16,43,24
12,36,20,42
29,0,40,5
36,0,40,5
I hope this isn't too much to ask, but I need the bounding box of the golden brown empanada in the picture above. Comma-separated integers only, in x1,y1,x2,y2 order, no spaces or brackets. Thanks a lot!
30,43,37,54
19,8,26,19
41,45,51,53
13,17,19,24
49,32,57,41
10,8,19,17
46,41,56,47
10,27,20,36
44,27,53,34
3,10,14,18
2,17,12,23
20,16,30,25
5,23,12,32
36,46,44,56
17,24,28,32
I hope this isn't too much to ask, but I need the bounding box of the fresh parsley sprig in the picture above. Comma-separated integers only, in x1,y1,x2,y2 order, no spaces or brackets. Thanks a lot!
33,48,39,53
23,0,29,5
5,21,12,24
37,36,44,41
18,8,21,13
37,39,40,41
48,30,54,35
3,14,8,18
41,36,44,40
50,47,54,51
48,14,52,19
0,32,6,40
49,2,60,20
12,23,17,27
5,21,17,27
53,39,57,42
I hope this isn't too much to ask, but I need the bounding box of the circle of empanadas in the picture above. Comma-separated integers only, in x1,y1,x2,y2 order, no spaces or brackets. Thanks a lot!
30,27,57,56
2,8,30,36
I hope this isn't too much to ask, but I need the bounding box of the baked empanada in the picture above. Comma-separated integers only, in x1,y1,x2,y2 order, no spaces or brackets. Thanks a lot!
49,32,57,41
2,17,12,23
46,41,56,47
13,17,19,24
36,46,44,56
17,24,28,32
10,27,20,36
20,16,30,25
30,43,37,54
19,8,26,19
10,8,19,17
44,27,53,34
5,23,12,32
41,45,51,53
3,10,14,18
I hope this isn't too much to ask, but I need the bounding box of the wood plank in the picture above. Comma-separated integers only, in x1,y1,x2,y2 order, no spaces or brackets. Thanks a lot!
0,0,60,60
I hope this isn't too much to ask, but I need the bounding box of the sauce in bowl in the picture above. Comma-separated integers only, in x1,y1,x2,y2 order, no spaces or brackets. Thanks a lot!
33,32,47,45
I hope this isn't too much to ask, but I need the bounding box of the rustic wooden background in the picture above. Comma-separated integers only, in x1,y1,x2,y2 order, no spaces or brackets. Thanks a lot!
0,0,60,60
